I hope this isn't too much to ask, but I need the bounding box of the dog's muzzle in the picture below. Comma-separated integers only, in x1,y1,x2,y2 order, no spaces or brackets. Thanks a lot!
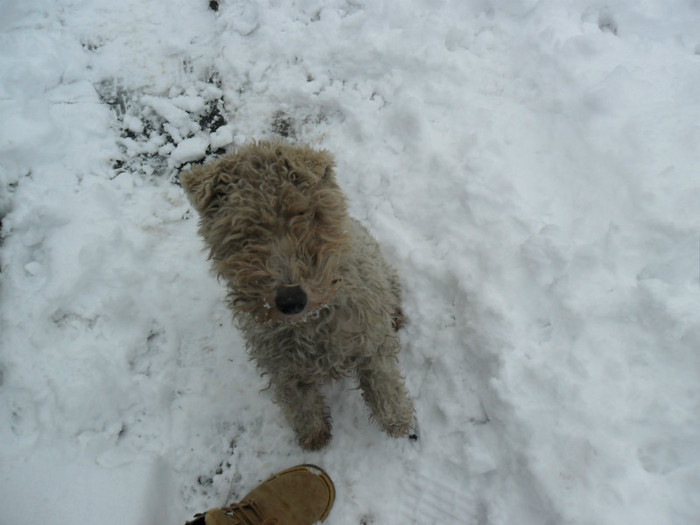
274,285,308,315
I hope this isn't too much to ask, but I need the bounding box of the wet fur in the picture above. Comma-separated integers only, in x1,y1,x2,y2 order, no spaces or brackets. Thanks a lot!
181,140,414,449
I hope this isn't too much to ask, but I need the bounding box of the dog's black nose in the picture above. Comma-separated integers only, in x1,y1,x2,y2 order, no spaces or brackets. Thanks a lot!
275,285,308,315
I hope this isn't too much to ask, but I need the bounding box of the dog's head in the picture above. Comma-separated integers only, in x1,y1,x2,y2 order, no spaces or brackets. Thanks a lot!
181,140,350,323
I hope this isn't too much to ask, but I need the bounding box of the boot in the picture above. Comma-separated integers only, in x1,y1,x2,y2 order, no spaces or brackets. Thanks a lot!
185,464,335,525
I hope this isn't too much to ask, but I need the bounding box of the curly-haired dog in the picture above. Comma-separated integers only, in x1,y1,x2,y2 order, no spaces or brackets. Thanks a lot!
180,140,414,450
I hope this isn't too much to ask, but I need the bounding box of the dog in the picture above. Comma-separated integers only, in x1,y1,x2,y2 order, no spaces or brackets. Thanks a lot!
181,140,414,449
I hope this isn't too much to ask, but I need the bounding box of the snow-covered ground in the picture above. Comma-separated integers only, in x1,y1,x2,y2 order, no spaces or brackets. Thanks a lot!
1,1,699,523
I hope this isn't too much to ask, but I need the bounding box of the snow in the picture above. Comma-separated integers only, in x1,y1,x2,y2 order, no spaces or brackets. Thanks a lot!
1,1,699,524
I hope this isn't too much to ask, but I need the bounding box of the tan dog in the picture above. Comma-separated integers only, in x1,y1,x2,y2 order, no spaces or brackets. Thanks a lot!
181,140,414,449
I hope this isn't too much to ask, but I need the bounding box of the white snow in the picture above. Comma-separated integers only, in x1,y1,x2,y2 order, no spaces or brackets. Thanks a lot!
1,1,699,524
171,136,211,166
210,125,236,152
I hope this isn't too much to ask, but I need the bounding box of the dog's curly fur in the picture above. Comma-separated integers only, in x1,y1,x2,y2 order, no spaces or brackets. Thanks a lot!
181,140,414,450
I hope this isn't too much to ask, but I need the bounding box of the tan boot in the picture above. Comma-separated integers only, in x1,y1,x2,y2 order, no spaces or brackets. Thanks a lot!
186,464,335,525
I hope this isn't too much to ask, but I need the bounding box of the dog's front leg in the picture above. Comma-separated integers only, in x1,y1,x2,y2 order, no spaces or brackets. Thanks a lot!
356,354,414,438
272,377,332,450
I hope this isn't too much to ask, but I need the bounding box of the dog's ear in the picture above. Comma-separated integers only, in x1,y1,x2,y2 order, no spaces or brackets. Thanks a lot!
289,146,337,186
179,164,226,217
317,150,337,184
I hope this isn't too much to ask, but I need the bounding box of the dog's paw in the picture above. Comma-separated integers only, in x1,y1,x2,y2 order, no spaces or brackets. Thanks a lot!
379,399,415,439
295,412,332,450
383,419,413,438
298,426,332,450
